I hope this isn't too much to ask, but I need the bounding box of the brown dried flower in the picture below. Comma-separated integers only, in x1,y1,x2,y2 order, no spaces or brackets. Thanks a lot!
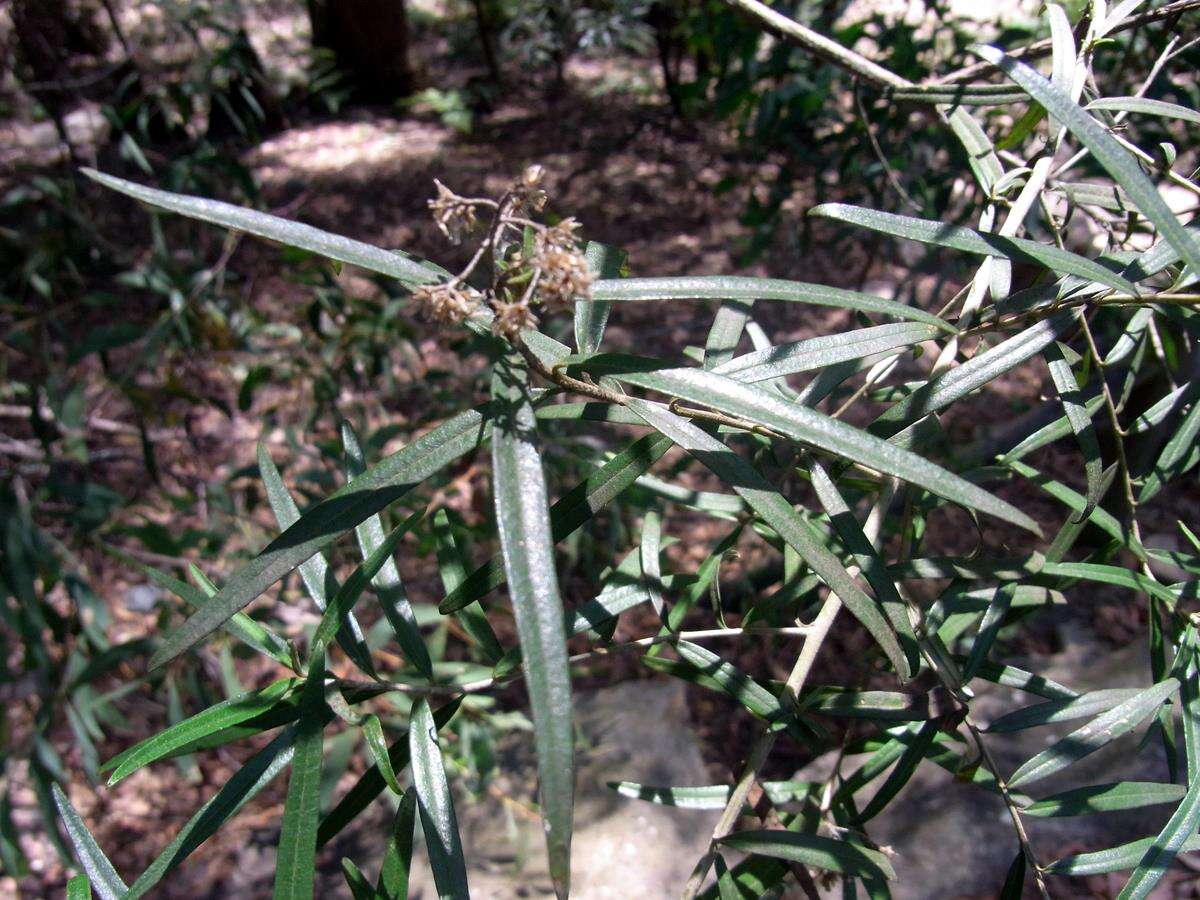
512,164,548,213
411,283,478,326
428,180,477,244
534,247,594,312
491,297,539,338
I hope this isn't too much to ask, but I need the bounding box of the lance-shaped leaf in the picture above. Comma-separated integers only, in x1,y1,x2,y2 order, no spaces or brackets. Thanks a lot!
439,430,672,613
986,688,1144,733
641,510,666,624
1120,653,1200,898
974,46,1200,279
149,405,491,669
52,785,126,900
811,203,1140,295
704,298,756,370
273,650,327,900
609,780,814,810
590,275,952,329
1044,341,1103,521
83,169,444,287
123,727,297,898
258,443,375,676
873,313,1074,443
857,719,940,822
318,700,461,846
713,321,940,384
606,366,1039,535
1040,562,1180,608
1024,782,1188,818
1009,679,1179,787
1046,836,1200,876
341,425,433,676
110,550,292,667
310,512,421,657
378,789,418,899
491,354,573,899
1140,396,1200,503
434,509,504,663
809,459,920,673
575,241,626,354
102,677,297,785
409,699,470,899
66,875,91,900
626,398,909,677
1087,96,1200,125
718,830,896,880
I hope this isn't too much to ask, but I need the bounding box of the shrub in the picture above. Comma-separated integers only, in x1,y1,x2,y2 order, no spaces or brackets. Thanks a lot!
45,2,1200,897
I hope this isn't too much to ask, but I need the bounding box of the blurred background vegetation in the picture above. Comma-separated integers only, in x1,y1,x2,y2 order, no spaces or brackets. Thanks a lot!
1,0,1197,895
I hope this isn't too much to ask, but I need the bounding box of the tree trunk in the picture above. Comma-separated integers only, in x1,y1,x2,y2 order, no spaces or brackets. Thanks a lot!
308,0,416,99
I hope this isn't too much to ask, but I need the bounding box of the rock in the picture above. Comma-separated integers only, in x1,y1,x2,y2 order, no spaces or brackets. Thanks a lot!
123,583,161,613
395,679,718,898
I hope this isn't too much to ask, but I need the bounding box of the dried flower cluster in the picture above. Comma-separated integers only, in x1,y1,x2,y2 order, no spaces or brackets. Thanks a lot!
415,166,593,339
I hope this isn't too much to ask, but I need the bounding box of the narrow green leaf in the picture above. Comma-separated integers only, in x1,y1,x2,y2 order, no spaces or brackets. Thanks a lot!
999,849,1027,899
1086,97,1200,126
609,780,814,810
641,510,666,624
1044,341,1103,521
318,700,461,847
610,368,1039,535
811,203,1140,295
341,858,374,900
361,714,403,796
705,299,756,369
672,639,796,727
1120,653,1200,898
52,784,127,900
961,582,1017,682
575,241,625,354
1009,679,1179,787
123,727,297,898
439,430,672,614
103,678,297,785
83,169,443,286
311,512,422,657
1046,836,1200,876
857,719,939,822
378,789,418,899
976,46,1200,279
966,659,1078,700
1140,395,1200,503
1025,781,1187,817
875,313,1074,446
273,650,327,900
409,698,470,899
714,322,942,384
149,406,491,669
718,830,896,880
627,399,909,678
987,688,1146,733
433,509,504,664
591,275,952,329
341,425,433,676
491,354,573,898
809,459,920,674
1040,561,1180,608
109,550,291,667
67,874,92,900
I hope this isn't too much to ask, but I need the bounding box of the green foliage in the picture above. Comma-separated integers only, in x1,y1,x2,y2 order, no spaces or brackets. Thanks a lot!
12,2,1199,897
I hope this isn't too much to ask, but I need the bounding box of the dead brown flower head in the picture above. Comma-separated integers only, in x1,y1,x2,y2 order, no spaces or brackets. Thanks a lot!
412,283,478,326
535,247,594,312
428,179,478,244
491,297,539,338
